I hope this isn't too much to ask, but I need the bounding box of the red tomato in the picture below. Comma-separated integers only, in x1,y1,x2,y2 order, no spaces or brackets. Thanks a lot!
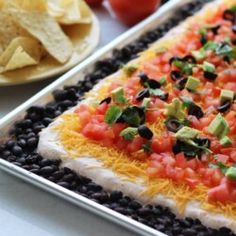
108,0,161,26
85,0,103,7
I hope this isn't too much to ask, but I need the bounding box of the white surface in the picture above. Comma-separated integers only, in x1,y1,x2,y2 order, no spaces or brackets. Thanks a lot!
0,7,137,236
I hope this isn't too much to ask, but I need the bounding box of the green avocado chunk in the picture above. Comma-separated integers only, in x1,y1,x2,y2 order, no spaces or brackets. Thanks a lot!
220,136,232,147
175,126,199,142
185,76,200,92
165,98,186,120
226,167,236,181
207,113,229,139
220,89,235,103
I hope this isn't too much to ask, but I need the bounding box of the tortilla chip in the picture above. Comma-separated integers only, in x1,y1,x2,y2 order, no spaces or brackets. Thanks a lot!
10,10,73,63
0,37,43,66
0,46,38,73
7,0,47,12
0,11,29,54
48,0,92,25
77,0,92,24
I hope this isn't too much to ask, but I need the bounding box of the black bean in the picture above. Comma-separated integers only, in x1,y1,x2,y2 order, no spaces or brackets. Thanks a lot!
110,191,123,202
182,228,198,236
27,137,38,148
6,140,16,149
18,139,27,148
7,155,17,162
52,170,64,180
61,173,75,182
53,90,68,101
57,182,71,189
40,166,55,176
118,198,129,207
12,145,23,156
138,125,153,140
129,201,142,210
87,182,102,192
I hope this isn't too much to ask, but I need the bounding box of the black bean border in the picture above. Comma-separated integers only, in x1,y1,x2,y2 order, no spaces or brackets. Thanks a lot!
1,1,235,236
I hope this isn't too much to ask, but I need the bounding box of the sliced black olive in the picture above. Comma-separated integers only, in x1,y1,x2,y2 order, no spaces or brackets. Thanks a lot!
176,78,187,90
223,9,235,22
100,97,112,105
200,35,208,45
183,55,196,64
188,104,204,119
172,142,181,154
147,79,161,89
136,89,150,101
223,56,231,63
158,92,169,101
232,25,236,34
138,125,153,140
233,39,236,45
203,71,218,81
194,137,211,148
217,100,232,113
210,24,221,35
165,118,184,133
139,72,149,85
170,70,183,81
169,56,183,65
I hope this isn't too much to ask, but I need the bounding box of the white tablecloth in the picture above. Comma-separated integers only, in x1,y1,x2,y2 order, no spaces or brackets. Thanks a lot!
0,8,138,236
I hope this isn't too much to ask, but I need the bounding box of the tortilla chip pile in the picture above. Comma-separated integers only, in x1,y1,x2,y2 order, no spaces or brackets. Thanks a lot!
0,0,92,73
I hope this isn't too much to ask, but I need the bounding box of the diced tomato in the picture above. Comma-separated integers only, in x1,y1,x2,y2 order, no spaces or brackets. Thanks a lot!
161,153,176,167
187,159,198,171
126,137,145,153
96,103,108,115
208,183,231,202
82,123,108,141
175,153,187,168
185,178,200,189
216,154,229,164
151,135,172,153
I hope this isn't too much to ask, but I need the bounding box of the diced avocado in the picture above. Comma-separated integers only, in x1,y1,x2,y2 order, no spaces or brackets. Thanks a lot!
185,76,200,91
220,136,232,147
175,126,199,142
111,87,127,104
192,49,206,61
207,113,229,139
225,167,236,181
165,98,186,120
123,64,138,76
220,89,234,103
